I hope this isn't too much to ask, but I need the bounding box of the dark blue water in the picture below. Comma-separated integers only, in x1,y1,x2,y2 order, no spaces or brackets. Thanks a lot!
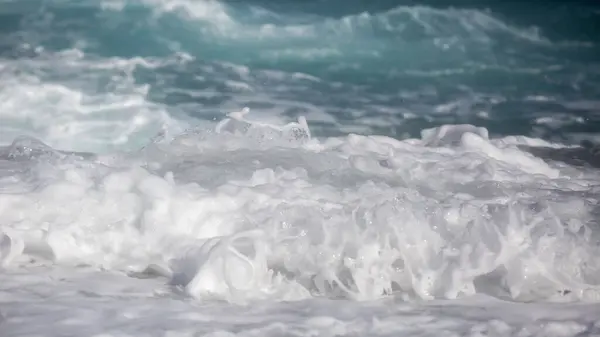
1,0,599,150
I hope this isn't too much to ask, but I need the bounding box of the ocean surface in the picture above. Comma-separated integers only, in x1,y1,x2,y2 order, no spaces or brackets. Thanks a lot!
1,0,600,336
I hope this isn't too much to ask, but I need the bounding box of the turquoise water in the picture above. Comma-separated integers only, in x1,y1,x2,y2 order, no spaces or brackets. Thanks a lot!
1,0,599,150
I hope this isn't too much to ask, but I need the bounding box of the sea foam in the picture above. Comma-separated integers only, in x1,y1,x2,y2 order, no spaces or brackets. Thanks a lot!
1,109,599,305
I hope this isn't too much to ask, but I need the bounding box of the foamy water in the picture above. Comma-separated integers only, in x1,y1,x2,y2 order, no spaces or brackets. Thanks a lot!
2,110,600,335
2,0,600,335
0,48,194,153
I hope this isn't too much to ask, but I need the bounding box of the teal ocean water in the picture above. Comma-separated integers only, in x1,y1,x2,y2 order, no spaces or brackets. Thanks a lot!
1,0,599,152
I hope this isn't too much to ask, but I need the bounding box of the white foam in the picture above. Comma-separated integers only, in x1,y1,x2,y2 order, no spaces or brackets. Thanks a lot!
421,124,489,147
460,132,560,179
535,115,585,130
0,49,192,153
1,111,599,305
103,0,235,26
2,266,599,337
493,135,575,149
103,0,551,47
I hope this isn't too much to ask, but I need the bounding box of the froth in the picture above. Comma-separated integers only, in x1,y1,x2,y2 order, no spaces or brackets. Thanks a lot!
0,49,192,153
126,0,548,44
1,110,599,304
102,0,236,30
